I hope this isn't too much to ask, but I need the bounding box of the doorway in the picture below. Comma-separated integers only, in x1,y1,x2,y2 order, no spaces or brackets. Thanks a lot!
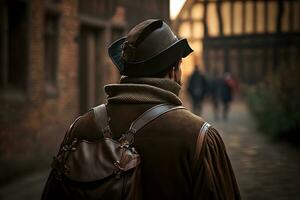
79,26,105,114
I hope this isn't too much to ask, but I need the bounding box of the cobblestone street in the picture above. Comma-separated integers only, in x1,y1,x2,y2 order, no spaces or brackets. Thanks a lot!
1,101,300,200
199,101,300,200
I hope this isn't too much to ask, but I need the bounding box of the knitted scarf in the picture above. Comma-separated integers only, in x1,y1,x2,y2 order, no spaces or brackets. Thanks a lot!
104,76,183,105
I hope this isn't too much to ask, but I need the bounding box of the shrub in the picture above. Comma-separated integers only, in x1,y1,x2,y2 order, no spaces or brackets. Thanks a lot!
245,66,300,143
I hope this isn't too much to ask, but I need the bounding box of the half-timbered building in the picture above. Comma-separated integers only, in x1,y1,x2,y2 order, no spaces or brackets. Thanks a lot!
173,0,300,84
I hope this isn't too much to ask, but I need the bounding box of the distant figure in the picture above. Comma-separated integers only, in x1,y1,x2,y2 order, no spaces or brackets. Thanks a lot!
221,72,234,121
187,65,207,115
210,72,223,121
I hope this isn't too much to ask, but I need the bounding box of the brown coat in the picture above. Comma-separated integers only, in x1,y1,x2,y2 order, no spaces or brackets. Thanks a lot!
45,77,241,200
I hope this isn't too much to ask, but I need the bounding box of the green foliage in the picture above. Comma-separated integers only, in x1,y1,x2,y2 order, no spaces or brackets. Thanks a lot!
245,66,300,142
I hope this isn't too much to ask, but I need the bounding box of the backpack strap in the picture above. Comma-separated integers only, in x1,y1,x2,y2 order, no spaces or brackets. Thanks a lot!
92,104,112,138
121,104,186,145
192,122,211,173
93,103,185,143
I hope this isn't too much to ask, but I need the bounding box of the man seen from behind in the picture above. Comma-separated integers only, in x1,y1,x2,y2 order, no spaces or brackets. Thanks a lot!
42,19,241,200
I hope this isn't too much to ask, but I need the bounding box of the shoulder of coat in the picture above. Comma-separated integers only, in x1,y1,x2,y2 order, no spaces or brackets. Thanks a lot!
158,108,206,133
67,110,99,141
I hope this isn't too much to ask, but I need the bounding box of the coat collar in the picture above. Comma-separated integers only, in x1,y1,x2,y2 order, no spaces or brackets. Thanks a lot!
104,77,182,105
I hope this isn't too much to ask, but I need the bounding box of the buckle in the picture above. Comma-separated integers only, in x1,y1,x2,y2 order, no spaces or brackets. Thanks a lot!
119,131,134,145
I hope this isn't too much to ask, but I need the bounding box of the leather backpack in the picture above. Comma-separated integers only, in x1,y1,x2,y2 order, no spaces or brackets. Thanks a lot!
42,104,187,200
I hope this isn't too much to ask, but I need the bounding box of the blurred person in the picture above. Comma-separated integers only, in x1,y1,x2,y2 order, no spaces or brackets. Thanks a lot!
230,74,240,98
42,19,240,200
221,72,234,121
210,71,223,121
187,65,207,115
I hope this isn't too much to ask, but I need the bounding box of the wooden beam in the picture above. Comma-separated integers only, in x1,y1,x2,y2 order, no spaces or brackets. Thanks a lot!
276,0,283,33
242,0,246,34
203,0,208,37
216,0,224,36
264,0,268,33
289,0,294,31
230,0,234,34
253,0,257,33
189,4,193,39
176,19,203,23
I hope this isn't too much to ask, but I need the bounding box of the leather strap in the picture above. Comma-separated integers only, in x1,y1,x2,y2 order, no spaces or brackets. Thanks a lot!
92,104,112,138
58,116,82,152
120,104,186,144
93,103,185,143
192,122,211,173
128,104,186,134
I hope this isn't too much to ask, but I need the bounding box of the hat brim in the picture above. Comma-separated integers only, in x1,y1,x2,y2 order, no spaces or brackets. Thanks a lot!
108,37,193,77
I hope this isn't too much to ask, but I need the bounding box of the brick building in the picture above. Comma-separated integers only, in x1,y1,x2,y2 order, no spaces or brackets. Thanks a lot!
0,0,169,163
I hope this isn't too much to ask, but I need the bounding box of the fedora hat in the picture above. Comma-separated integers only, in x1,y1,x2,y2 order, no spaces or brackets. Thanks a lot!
108,19,193,77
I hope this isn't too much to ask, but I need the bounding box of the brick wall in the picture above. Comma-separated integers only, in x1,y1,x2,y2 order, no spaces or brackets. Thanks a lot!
0,0,80,159
37,0,80,151
0,0,170,163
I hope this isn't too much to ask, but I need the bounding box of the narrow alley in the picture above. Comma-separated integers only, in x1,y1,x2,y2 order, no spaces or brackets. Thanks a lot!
1,101,300,200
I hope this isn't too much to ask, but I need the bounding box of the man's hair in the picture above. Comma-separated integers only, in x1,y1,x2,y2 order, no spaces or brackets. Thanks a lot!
152,60,181,78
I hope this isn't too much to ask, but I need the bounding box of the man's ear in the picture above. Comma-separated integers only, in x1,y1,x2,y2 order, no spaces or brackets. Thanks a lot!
168,68,174,79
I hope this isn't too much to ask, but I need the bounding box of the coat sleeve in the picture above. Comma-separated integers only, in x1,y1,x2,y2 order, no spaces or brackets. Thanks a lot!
192,127,241,200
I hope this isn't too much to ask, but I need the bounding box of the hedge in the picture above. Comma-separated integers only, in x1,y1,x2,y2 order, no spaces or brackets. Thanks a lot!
245,66,300,143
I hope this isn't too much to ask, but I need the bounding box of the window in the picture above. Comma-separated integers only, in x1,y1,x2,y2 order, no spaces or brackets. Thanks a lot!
179,22,191,38
233,2,243,35
44,13,59,97
256,1,265,33
245,1,254,33
222,2,231,35
79,0,112,19
191,4,203,20
207,3,219,37
267,1,277,33
193,22,204,39
0,0,28,99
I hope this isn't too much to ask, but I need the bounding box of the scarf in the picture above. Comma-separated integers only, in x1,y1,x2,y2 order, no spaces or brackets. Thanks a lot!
104,76,183,105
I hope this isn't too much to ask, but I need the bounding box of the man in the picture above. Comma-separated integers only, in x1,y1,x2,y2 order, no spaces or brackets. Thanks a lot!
221,72,235,121
42,19,240,200
187,65,207,115
210,70,222,121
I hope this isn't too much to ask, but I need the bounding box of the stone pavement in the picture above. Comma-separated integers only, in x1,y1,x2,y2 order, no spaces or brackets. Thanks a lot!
1,101,300,200
198,101,300,200
0,170,48,200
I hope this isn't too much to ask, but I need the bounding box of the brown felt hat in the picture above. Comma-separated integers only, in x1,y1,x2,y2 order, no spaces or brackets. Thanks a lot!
108,19,193,77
